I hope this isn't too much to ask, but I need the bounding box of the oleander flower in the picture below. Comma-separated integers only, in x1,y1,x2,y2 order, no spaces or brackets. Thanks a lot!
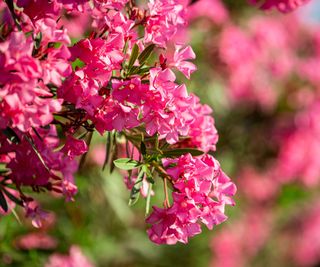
146,154,236,244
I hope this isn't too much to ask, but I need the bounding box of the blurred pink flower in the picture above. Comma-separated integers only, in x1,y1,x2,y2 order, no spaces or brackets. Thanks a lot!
276,100,320,186
238,167,279,202
187,0,229,24
293,201,320,266
249,0,311,13
210,209,272,267
16,232,57,250
219,15,297,109
45,246,94,267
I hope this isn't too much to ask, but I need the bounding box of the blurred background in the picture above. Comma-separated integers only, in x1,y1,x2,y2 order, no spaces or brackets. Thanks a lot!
2,1,320,266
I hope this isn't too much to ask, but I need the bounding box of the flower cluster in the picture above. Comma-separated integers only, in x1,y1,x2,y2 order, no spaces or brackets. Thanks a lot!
147,154,236,244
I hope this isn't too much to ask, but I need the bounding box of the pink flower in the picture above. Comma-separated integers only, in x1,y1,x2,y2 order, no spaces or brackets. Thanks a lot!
58,69,103,116
24,200,50,228
142,68,195,143
70,35,124,84
185,96,219,152
238,167,279,202
45,246,94,267
187,0,229,24
41,45,72,86
218,16,296,109
276,101,320,186
0,126,78,200
146,154,236,244
210,209,272,267
0,32,62,132
167,45,197,79
61,136,88,160
144,0,188,47
34,18,71,46
293,201,320,267
146,205,202,245
93,0,129,11
16,232,58,250
93,97,140,133
249,0,311,13
16,0,61,20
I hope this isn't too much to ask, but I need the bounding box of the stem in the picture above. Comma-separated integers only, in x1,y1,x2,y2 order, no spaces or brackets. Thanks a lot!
79,131,93,170
150,161,173,183
150,161,173,208
163,177,170,208
123,131,173,208
25,134,51,173
4,0,22,31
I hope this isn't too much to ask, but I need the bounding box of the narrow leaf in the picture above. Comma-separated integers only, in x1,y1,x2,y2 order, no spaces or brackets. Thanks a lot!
0,166,10,175
110,133,118,173
2,127,20,144
103,131,112,170
25,135,50,172
162,148,204,157
11,208,22,225
127,66,140,75
0,190,8,212
3,188,23,206
140,141,147,156
138,44,155,65
128,169,144,206
136,67,151,75
114,158,141,170
145,183,152,216
128,43,139,70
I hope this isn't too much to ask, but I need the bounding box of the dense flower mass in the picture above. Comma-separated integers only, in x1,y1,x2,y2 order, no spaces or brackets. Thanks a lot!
1,0,320,266
0,31,64,132
0,0,312,254
0,0,237,245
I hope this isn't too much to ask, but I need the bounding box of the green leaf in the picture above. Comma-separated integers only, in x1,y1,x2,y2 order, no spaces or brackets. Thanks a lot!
0,190,8,213
34,31,42,49
0,168,9,175
2,127,20,144
128,43,139,70
162,148,204,157
136,67,151,75
0,164,9,175
114,158,141,170
71,58,85,71
278,184,309,208
128,169,144,206
103,131,112,170
145,183,153,216
140,141,147,156
3,189,23,206
110,144,118,174
142,165,154,184
138,44,155,65
103,131,118,172
127,66,140,75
